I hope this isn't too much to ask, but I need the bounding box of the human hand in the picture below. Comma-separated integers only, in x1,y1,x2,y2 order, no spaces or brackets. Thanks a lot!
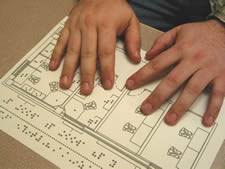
126,19,225,127
49,0,141,95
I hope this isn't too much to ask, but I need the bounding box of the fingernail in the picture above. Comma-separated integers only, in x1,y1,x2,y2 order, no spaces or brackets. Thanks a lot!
126,79,135,90
145,50,154,60
60,76,69,88
104,80,113,89
141,102,153,115
134,51,141,63
81,82,92,95
165,112,178,125
145,54,150,60
49,60,55,69
82,82,90,90
145,53,152,60
204,115,214,127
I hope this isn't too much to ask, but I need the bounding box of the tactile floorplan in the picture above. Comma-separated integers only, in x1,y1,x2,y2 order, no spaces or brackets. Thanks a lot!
0,17,225,169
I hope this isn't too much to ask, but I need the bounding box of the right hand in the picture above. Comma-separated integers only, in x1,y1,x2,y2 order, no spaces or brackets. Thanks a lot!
49,0,141,95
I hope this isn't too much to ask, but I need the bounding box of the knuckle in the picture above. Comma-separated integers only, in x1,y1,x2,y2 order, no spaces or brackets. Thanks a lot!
150,91,165,106
190,51,206,64
99,47,114,57
67,46,78,55
173,43,186,53
99,19,111,29
81,12,95,28
149,59,161,72
212,88,224,98
184,83,200,96
164,75,179,88
82,50,94,59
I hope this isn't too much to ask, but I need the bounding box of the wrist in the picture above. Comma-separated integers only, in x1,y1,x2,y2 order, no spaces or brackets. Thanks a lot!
205,19,225,37
207,14,225,28
213,18,225,28
209,18,225,29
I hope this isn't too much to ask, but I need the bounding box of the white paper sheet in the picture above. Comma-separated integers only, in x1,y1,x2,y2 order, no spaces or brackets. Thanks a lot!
0,17,225,169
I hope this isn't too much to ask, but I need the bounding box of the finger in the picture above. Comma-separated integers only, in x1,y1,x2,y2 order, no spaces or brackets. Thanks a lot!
164,68,214,126
98,27,117,89
146,26,180,60
125,14,141,63
140,59,199,115
80,27,97,95
60,30,81,89
202,78,225,127
49,26,69,70
126,46,180,90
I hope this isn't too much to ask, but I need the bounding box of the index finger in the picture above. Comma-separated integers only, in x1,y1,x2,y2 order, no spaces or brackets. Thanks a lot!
126,47,180,90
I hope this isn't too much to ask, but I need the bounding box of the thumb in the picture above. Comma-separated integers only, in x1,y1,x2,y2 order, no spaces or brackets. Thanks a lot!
125,14,141,64
146,26,180,60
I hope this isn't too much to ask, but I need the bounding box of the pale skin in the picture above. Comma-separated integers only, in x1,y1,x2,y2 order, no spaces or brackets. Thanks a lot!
49,0,141,94
49,0,225,127
126,20,225,127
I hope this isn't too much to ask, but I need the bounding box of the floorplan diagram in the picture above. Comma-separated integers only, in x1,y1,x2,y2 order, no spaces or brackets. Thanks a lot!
0,17,225,169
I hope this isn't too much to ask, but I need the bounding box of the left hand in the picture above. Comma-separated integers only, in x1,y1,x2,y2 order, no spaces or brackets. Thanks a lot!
126,19,225,127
